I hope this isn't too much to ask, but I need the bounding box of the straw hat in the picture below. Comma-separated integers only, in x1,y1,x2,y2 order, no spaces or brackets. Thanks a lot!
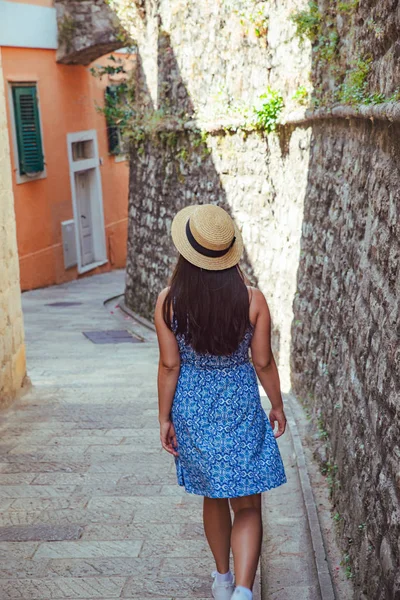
171,204,243,270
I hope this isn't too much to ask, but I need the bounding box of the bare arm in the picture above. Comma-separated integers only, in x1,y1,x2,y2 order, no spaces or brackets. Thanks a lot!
154,288,180,455
250,288,286,438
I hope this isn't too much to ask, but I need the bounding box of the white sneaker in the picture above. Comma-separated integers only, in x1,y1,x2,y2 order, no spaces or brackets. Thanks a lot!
211,571,235,600
230,588,252,600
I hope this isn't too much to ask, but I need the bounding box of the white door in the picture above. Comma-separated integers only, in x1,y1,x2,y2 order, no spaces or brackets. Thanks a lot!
67,130,107,274
75,171,94,266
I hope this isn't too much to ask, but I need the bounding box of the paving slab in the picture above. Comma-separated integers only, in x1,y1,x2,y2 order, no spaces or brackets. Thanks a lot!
0,485,79,498
33,540,143,559
0,272,217,599
0,524,84,542
42,557,164,578
0,575,127,599
0,542,39,559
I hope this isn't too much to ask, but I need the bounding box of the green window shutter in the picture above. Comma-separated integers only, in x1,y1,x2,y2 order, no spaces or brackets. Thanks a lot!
105,86,121,155
12,85,44,175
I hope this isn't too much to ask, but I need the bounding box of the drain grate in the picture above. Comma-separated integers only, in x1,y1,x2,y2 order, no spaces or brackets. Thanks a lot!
82,330,141,344
46,302,83,307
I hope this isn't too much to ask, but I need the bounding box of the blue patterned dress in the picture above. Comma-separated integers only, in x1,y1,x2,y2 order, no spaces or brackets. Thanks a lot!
171,322,287,498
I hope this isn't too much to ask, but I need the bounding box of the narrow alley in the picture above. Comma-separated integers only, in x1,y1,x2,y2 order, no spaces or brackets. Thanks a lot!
0,272,334,599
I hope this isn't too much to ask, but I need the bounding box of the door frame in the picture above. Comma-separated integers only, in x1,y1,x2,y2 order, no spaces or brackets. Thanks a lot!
66,129,107,274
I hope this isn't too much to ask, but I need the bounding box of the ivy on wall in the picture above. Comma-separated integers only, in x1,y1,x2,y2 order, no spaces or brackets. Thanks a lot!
90,51,289,161
90,55,137,153
290,0,399,108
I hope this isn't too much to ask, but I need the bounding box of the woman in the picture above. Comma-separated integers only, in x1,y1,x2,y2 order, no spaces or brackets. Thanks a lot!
154,204,287,600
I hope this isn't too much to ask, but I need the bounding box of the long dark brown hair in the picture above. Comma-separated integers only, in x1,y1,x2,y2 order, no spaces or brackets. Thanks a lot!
163,255,250,355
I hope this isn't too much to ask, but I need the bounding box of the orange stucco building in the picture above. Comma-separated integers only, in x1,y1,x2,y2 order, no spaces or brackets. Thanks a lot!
1,0,131,290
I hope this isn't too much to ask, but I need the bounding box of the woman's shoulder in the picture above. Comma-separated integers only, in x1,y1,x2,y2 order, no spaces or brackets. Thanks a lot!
157,287,170,302
155,287,170,317
247,286,269,326
246,286,267,306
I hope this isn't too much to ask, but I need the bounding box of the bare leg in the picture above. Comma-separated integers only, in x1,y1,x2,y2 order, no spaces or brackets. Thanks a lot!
230,494,262,590
203,497,232,574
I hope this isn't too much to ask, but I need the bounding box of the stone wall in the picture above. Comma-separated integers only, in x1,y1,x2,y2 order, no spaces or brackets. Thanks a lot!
0,49,26,406
288,0,400,595
311,0,400,105
291,117,400,599
121,0,312,390
56,0,125,65
156,0,308,117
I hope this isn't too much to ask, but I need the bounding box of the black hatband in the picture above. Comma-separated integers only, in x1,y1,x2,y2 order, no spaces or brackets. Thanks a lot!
186,219,236,258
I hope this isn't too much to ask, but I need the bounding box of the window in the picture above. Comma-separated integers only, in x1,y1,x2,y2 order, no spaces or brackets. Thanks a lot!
105,85,128,156
11,85,44,177
71,139,94,161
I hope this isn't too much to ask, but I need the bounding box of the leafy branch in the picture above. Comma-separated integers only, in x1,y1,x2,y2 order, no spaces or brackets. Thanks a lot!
253,87,284,133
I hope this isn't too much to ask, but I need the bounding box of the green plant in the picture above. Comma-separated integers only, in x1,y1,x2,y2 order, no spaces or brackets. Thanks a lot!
249,4,269,38
321,460,338,478
317,416,329,441
209,86,253,123
230,1,269,39
191,130,210,152
90,54,127,79
310,95,321,109
253,88,284,133
334,57,399,106
91,57,134,153
92,48,194,156
188,130,211,159
345,565,353,579
159,130,179,150
333,512,342,522
388,88,400,102
320,463,329,475
290,1,321,43
339,58,371,104
363,92,386,105
292,86,309,105
321,457,340,497
326,473,340,492
337,0,359,13
176,147,188,161
254,17,269,38
320,461,330,475
102,83,134,154
340,553,353,579
317,30,339,63
366,17,384,40
91,52,137,154
192,130,206,147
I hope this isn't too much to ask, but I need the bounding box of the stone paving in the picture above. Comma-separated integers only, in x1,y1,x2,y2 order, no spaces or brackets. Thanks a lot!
0,271,326,600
